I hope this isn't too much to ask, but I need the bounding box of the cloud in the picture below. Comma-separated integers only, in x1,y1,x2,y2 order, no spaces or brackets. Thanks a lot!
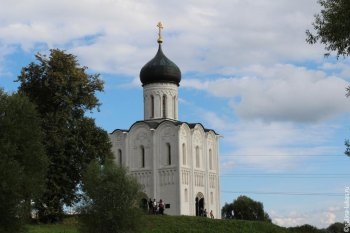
200,111,341,171
184,64,350,123
272,211,307,227
271,206,343,228
0,0,325,76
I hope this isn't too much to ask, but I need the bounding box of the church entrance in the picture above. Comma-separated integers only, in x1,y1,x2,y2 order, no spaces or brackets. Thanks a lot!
195,192,205,216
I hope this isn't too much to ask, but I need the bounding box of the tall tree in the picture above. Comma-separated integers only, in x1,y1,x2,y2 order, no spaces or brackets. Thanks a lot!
17,49,113,222
0,90,47,232
221,195,271,222
306,0,350,58
79,160,143,233
306,0,350,157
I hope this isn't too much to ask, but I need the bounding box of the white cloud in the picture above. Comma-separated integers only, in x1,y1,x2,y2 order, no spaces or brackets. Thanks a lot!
184,64,350,123
272,211,307,227
0,0,325,76
271,206,343,228
201,111,341,171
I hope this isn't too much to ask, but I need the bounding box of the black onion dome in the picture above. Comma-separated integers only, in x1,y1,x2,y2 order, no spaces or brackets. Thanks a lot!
140,44,181,86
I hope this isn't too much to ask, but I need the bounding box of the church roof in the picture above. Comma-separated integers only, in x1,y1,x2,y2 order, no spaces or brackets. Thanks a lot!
111,119,219,135
139,44,181,86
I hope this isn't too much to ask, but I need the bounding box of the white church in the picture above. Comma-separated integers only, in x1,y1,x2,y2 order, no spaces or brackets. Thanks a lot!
109,23,221,218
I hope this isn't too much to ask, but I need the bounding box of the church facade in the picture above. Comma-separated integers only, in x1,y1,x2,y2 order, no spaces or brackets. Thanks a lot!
109,24,220,217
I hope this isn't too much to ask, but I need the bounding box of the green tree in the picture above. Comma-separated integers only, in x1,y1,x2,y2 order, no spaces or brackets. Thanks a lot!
221,195,271,222
0,90,48,232
79,160,143,233
221,202,234,219
306,0,350,157
306,0,350,58
17,49,112,222
327,222,345,233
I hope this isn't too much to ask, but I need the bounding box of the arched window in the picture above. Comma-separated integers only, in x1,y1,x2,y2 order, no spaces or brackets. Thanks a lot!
162,95,167,118
118,149,122,166
185,188,188,202
173,95,176,119
166,143,171,165
209,149,213,170
141,146,145,168
182,143,186,165
150,95,154,118
195,146,200,168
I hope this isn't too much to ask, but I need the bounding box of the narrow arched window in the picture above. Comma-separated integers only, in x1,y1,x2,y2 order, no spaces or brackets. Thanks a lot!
141,146,145,168
196,146,200,168
167,143,171,165
209,149,213,170
185,188,188,202
173,95,176,119
151,95,154,118
182,143,186,165
118,149,122,166
162,94,167,118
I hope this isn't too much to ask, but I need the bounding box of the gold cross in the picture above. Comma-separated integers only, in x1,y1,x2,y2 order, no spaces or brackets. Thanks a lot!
157,21,163,43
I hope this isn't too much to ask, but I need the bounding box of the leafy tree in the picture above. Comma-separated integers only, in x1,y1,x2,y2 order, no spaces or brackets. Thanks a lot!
0,90,47,232
346,140,350,157
79,160,144,233
221,202,234,219
221,195,271,222
17,49,112,222
306,0,350,58
306,0,350,157
288,224,321,233
327,222,345,233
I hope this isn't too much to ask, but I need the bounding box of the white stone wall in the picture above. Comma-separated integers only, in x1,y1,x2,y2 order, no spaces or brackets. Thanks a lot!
109,121,220,218
143,83,178,120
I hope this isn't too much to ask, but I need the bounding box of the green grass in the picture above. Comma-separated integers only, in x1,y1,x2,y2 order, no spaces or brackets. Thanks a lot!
28,217,78,233
143,215,289,233
27,224,77,233
28,215,327,233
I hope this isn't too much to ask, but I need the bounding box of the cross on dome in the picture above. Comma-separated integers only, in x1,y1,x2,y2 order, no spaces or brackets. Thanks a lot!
157,21,163,44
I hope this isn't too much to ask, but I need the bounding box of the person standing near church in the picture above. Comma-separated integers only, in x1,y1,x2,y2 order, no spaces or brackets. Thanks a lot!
158,199,165,215
148,198,153,214
153,199,157,214
210,210,214,219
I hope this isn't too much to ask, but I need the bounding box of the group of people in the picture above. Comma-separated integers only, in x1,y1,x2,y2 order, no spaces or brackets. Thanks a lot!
148,198,165,215
201,208,214,219
147,198,215,219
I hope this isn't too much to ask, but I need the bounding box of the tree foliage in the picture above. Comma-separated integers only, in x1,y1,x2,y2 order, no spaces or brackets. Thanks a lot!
326,222,345,233
221,195,271,222
306,1,350,157
79,160,143,233
0,90,47,232
306,0,350,58
17,49,112,222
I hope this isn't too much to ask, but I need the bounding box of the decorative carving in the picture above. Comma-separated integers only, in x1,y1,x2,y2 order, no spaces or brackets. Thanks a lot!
193,130,201,146
180,128,187,140
181,168,190,185
159,168,176,186
194,171,205,187
134,130,151,148
131,171,152,188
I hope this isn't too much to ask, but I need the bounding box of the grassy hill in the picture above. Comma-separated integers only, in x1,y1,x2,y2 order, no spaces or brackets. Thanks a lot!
28,215,333,233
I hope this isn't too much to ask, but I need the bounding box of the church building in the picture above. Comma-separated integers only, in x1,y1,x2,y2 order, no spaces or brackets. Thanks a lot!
109,23,221,218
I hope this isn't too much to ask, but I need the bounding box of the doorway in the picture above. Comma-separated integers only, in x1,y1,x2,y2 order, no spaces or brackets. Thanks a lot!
195,192,204,216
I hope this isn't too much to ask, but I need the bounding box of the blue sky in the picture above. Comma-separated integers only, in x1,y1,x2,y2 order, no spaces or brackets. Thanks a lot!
1,0,350,228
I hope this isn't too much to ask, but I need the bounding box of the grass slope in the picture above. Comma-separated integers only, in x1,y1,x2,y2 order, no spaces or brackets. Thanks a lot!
143,215,288,233
28,215,327,233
